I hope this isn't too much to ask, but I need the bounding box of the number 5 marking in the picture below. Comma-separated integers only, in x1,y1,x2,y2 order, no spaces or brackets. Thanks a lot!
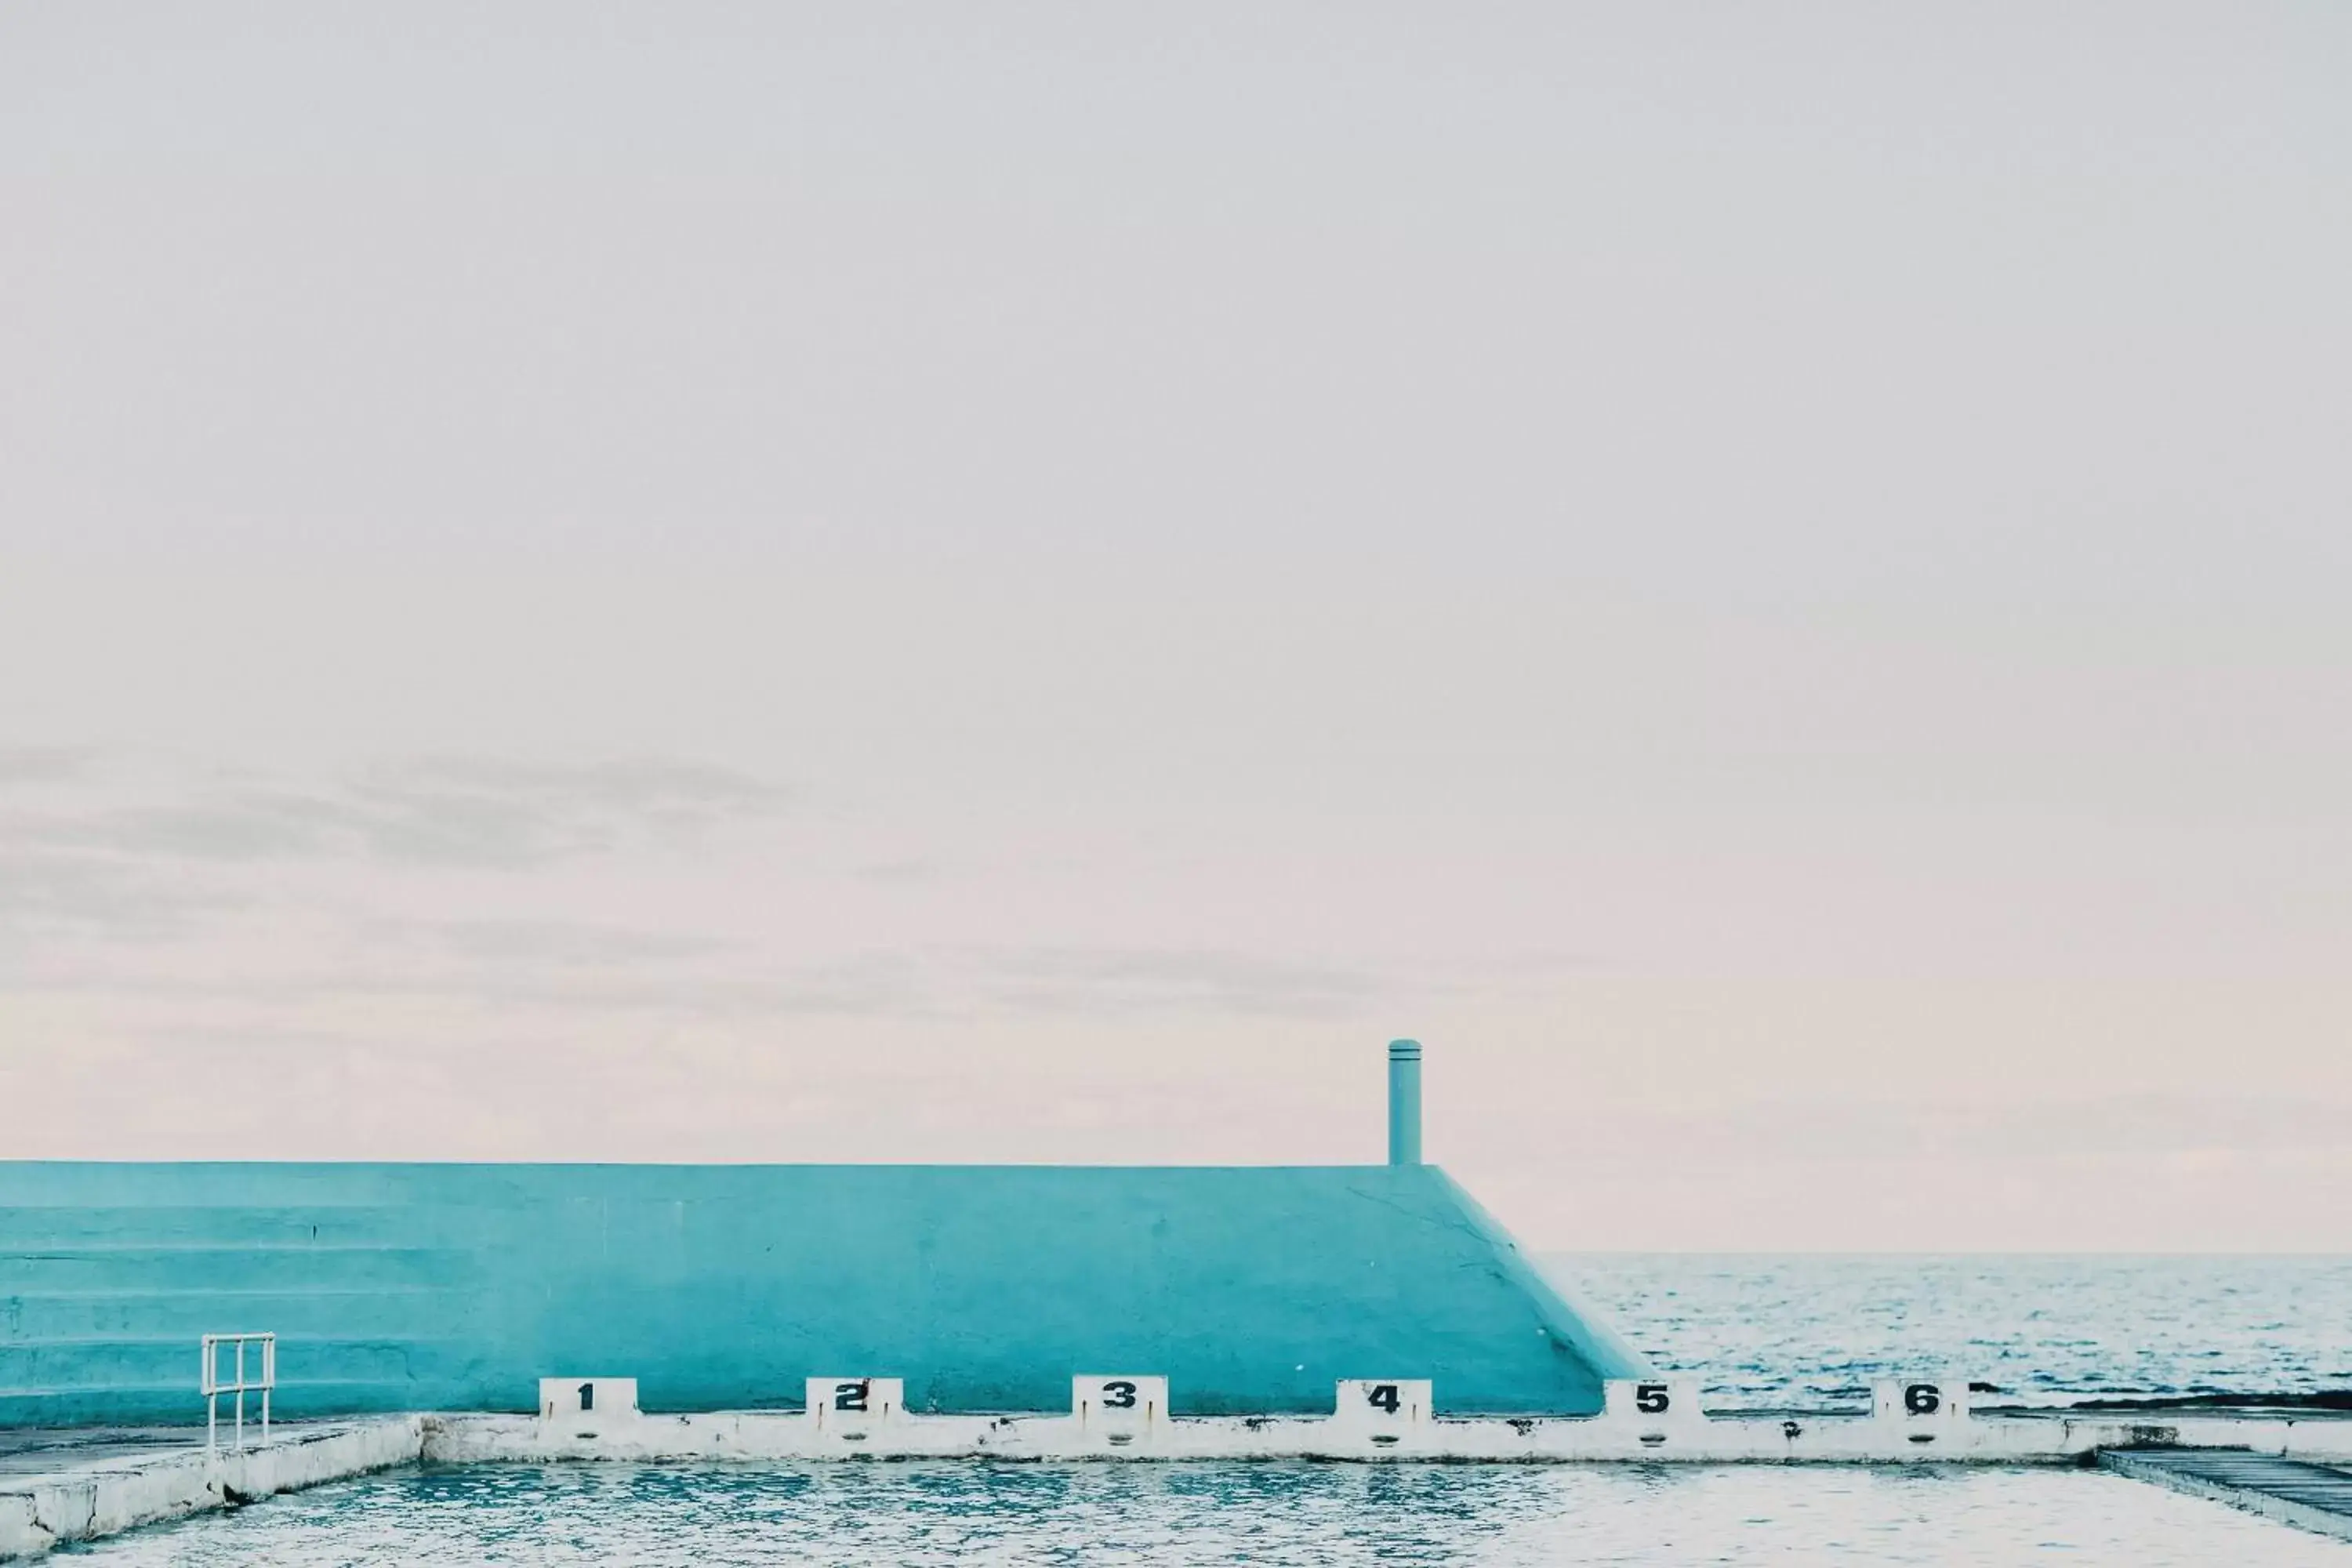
1635,1383,1669,1414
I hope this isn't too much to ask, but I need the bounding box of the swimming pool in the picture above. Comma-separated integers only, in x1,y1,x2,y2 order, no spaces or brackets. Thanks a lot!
58,1461,2350,1565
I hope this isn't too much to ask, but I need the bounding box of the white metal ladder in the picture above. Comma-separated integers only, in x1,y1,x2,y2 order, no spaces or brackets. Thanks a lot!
202,1332,275,1456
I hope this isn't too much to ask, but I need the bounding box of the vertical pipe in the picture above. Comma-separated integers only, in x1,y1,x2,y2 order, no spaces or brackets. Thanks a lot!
1387,1039,1423,1165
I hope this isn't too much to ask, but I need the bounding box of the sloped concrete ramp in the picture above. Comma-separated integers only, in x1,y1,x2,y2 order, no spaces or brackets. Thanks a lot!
2101,1448,2352,1544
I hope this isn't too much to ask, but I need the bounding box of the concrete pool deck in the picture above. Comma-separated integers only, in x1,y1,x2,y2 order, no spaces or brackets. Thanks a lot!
0,1417,422,1559
0,1429,211,1480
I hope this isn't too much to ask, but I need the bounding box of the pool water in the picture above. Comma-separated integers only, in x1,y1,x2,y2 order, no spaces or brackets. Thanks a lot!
61,1461,2352,1566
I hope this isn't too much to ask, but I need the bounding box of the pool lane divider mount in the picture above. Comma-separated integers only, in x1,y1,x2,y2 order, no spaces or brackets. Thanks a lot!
462,1374,2352,1465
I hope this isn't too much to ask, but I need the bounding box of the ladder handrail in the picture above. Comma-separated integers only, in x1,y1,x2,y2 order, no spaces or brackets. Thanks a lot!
201,1332,276,1457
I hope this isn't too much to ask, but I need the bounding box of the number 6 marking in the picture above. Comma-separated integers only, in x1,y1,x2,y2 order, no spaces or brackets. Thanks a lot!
1904,1383,1940,1416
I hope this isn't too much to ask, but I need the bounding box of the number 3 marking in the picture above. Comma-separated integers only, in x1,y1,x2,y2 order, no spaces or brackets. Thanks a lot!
1102,1380,1138,1410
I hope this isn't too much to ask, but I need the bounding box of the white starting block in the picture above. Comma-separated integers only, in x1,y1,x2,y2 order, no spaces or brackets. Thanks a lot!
1073,1375,1171,1446
1332,1379,1432,1446
1602,1377,1708,1448
807,1377,902,1439
537,1377,640,1437
1872,1377,1973,1448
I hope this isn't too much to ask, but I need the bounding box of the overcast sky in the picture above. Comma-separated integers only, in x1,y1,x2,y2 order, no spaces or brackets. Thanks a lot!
3,2,2347,1249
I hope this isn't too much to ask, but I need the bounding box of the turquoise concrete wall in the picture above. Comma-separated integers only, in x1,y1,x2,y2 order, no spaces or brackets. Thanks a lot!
0,1162,1649,1427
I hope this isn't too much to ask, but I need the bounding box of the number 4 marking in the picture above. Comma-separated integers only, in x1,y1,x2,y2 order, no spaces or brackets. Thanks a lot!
1367,1383,1401,1414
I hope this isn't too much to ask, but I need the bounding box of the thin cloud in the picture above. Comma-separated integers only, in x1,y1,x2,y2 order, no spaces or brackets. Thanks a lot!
365,916,735,968
978,946,1392,1020
10,946,946,1022
337,756,790,866
0,752,793,956
11,939,1403,1026
0,746,97,786
0,753,791,872
383,757,789,815
0,848,249,943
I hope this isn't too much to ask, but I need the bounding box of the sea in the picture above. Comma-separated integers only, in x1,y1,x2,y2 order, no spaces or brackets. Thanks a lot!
60,1256,2352,1566
1560,1253,2352,1409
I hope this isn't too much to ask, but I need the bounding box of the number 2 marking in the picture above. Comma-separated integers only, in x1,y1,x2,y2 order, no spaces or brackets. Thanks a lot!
834,1381,869,1412
1102,1380,1138,1410
1367,1383,1401,1414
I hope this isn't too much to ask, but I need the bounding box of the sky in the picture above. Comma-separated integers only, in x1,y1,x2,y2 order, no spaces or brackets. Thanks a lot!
2,1,2348,1250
